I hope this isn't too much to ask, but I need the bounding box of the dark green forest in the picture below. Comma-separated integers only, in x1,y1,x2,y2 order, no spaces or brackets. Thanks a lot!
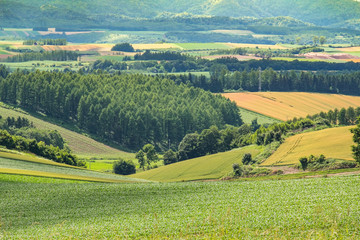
0,66,241,150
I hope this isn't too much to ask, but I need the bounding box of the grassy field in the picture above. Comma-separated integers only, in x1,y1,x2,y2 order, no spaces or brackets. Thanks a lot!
2,175,360,238
223,92,360,121
262,126,354,166
239,107,281,125
0,153,148,183
175,43,232,50
0,105,133,159
133,145,262,182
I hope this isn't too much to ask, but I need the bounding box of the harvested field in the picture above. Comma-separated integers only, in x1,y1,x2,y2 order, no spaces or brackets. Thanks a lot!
261,126,354,166
222,92,360,121
41,44,113,52
304,52,360,60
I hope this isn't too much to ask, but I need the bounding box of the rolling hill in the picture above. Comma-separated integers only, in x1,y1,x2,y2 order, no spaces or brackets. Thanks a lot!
261,126,354,166
1,0,360,28
0,149,147,183
223,92,360,121
0,105,133,158
132,145,262,182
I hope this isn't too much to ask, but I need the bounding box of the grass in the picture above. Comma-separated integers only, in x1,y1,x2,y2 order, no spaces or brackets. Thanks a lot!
0,104,133,158
0,156,149,183
175,43,231,50
1,175,360,238
222,92,360,121
272,57,346,63
132,145,262,182
239,107,281,125
261,126,354,166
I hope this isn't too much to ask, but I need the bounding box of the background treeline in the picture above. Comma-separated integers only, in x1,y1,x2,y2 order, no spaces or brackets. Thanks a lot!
210,46,325,58
164,106,360,164
23,39,67,46
2,50,79,62
0,69,242,150
90,58,360,73
134,51,191,61
164,68,360,95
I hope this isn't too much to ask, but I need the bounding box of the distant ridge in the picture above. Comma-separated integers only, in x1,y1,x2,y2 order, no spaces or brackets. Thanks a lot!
1,0,360,28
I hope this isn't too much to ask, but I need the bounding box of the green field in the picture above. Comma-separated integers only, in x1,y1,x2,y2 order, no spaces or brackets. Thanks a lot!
239,107,281,125
175,43,232,50
0,105,133,159
1,175,360,239
0,152,148,183
133,145,262,182
0,61,87,71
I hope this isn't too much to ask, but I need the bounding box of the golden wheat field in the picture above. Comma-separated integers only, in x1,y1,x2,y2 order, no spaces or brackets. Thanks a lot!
223,92,360,121
261,126,354,166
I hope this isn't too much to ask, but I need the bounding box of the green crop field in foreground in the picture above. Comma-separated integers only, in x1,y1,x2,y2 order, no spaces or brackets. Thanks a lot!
1,175,360,239
133,145,262,182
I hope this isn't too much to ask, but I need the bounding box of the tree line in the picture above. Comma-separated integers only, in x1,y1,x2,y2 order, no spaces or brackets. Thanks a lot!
0,129,83,166
23,39,67,46
90,57,360,73
3,50,79,62
163,68,360,95
0,69,242,150
156,106,360,165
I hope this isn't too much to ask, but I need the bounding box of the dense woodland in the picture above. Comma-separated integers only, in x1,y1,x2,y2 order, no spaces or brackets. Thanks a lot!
0,66,241,150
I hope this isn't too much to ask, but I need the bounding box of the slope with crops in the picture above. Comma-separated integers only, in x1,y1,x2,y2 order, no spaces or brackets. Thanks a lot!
133,145,262,182
261,126,354,166
223,92,360,121
0,150,148,183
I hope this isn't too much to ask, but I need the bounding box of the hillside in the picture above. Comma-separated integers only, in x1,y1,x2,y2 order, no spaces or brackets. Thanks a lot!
223,92,360,121
0,105,132,158
0,149,148,182
132,145,262,182
1,0,360,28
261,126,354,166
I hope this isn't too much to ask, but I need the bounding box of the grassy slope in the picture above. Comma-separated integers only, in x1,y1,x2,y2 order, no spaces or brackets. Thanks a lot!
223,92,360,121
0,105,133,158
0,150,148,183
132,145,262,182
1,176,360,238
262,126,354,166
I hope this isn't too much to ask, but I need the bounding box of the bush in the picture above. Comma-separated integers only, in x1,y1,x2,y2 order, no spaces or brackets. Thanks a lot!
113,159,136,175
111,43,135,52
242,153,253,165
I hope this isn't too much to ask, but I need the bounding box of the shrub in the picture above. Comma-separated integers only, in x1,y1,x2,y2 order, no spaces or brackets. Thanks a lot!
111,43,135,52
242,153,253,165
113,159,136,175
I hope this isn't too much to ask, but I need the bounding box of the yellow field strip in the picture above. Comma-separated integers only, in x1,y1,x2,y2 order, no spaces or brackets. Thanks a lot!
223,92,360,121
0,168,134,183
261,126,354,166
